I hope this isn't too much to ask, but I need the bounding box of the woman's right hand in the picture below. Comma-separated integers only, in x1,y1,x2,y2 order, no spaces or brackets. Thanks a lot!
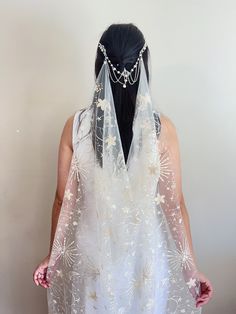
33,254,51,288
195,271,213,308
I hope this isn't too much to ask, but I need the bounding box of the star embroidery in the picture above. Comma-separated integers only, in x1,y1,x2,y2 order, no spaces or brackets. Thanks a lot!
154,193,165,205
186,277,197,288
56,269,63,278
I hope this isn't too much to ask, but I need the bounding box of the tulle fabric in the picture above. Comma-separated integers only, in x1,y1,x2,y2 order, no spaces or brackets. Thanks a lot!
46,58,202,313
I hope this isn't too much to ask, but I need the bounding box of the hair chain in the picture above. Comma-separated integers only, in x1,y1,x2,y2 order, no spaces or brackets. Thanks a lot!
98,42,147,88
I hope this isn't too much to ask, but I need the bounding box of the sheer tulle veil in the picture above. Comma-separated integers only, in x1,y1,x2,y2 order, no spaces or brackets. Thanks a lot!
46,40,202,314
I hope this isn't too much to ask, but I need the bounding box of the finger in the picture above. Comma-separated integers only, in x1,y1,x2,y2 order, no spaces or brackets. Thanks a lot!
44,281,50,288
33,274,38,286
34,271,41,286
199,292,211,299
196,295,207,300
38,275,46,284
38,278,47,288
39,275,49,286
198,293,210,299
197,300,209,307
196,297,207,303
196,301,205,308
196,298,209,307
42,279,50,288
43,281,50,288
41,282,48,288
196,296,208,302
34,277,39,286
37,273,43,282
196,294,210,303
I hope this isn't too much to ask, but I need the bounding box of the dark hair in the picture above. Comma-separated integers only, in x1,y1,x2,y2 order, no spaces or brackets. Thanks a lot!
94,23,150,165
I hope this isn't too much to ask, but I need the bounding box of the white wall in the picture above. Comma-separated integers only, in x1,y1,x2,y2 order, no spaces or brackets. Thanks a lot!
0,1,235,313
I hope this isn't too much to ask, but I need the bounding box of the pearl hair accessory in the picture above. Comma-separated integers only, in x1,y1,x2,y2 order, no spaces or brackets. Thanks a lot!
98,42,147,88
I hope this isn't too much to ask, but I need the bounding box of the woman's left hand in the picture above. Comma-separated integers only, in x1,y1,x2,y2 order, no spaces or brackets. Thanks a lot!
195,271,213,308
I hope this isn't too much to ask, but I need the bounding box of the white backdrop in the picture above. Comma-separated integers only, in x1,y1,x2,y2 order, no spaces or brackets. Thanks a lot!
0,1,235,313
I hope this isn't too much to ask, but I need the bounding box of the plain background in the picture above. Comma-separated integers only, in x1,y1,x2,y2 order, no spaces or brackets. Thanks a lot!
0,0,235,313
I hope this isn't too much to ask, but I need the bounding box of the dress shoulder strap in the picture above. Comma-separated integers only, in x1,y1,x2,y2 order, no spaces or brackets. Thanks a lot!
72,107,87,151
153,109,162,138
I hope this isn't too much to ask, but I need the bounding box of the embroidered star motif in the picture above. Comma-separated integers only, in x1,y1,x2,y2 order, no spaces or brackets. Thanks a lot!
56,269,63,278
105,135,116,148
186,277,197,288
154,193,165,205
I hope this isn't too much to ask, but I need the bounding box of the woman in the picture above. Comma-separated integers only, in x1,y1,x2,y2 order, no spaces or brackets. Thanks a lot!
33,23,213,313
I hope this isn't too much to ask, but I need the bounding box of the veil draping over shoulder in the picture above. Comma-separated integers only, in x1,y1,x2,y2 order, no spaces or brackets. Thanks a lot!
46,42,202,314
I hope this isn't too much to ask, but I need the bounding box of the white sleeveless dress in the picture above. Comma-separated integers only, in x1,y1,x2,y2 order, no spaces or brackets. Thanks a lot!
46,106,202,314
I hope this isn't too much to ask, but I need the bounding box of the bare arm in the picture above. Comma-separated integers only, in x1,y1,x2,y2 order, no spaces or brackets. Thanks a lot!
180,192,198,266
33,113,76,287
166,115,198,267
157,114,214,306
159,114,199,267
48,114,75,255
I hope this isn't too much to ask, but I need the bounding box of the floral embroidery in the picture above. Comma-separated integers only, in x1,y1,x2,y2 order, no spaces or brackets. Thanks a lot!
64,189,73,201
137,92,151,110
97,98,109,111
105,135,116,148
